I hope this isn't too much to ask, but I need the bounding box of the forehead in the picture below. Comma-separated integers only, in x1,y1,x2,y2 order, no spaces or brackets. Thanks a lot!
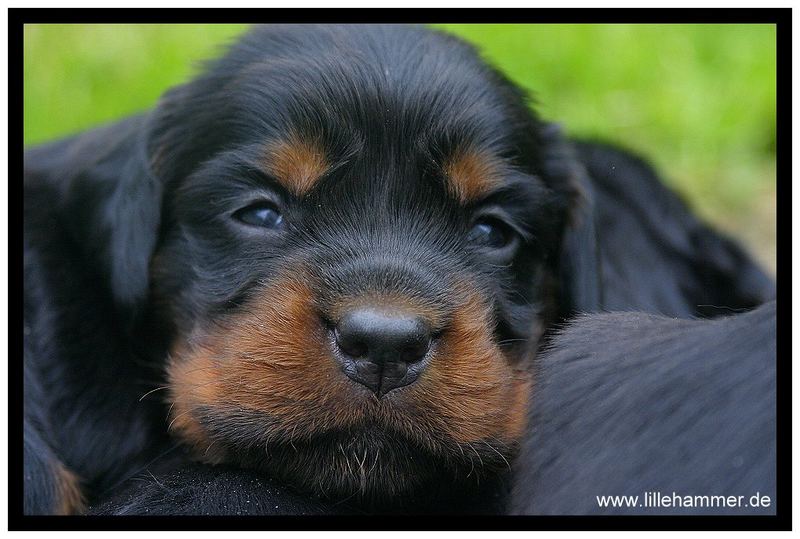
207,26,530,202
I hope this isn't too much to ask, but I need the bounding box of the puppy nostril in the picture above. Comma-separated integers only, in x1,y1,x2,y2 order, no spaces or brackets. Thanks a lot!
334,327,369,358
400,339,431,364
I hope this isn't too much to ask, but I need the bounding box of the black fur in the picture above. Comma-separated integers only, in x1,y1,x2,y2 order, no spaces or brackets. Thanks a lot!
23,24,773,515
511,301,777,515
574,141,775,316
89,459,335,516
87,452,509,516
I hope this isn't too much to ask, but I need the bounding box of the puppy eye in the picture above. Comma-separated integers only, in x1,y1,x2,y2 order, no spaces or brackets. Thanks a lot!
233,202,285,229
467,218,513,249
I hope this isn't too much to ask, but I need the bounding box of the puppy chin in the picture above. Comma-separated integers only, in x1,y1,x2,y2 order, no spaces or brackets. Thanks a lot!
215,422,514,504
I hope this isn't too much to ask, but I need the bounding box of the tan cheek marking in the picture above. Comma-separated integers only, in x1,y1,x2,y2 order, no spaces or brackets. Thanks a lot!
412,285,532,445
167,338,227,463
263,136,328,196
218,279,358,432
444,148,503,204
53,464,85,515
167,274,366,461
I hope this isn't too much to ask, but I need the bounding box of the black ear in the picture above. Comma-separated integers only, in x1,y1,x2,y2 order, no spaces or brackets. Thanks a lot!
557,167,604,315
684,218,776,316
24,113,162,318
571,140,775,318
538,123,604,316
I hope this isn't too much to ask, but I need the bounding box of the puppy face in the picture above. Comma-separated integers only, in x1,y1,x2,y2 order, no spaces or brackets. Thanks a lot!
149,25,570,502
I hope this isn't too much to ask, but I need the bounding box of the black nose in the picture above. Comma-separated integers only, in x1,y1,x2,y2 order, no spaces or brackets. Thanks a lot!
333,308,432,397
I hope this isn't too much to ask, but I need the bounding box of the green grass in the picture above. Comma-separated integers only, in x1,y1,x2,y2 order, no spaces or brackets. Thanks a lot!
24,23,776,270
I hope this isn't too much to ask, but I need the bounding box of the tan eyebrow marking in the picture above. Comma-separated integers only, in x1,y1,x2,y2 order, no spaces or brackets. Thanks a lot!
443,147,503,204
262,135,329,196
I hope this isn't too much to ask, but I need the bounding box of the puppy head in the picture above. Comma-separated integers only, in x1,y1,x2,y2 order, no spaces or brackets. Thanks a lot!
142,25,580,502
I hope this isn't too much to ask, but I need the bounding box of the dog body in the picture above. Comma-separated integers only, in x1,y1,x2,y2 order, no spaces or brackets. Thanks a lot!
511,301,777,515
23,24,773,515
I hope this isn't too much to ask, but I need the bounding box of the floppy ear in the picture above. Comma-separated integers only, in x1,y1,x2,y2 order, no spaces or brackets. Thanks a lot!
557,167,604,315
24,113,163,320
537,123,604,316
688,223,776,316
572,140,775,317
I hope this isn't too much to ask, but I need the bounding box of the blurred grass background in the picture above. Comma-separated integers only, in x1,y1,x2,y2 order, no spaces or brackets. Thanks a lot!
24,24,776,271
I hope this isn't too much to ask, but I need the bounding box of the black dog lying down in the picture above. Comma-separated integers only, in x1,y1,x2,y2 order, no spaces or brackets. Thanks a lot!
23,24,774,515
512,300,777,516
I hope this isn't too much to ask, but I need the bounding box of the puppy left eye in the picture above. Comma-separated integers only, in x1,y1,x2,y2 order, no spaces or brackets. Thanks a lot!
233,202,285,229
467,218,513,249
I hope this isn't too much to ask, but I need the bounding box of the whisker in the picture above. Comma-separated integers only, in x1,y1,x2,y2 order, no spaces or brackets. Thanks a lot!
482,440,511,471
167,409,192,431
138,386,169,402
204,440,217,457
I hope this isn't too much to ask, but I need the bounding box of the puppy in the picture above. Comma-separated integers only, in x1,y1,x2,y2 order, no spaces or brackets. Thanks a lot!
23,24,773,514
511,301,777,515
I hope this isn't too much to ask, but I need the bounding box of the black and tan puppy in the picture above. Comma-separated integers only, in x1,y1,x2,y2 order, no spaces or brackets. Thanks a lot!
23,24,773,515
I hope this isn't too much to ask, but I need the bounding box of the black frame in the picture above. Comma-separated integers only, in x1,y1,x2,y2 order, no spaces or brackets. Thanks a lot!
9,8,791,531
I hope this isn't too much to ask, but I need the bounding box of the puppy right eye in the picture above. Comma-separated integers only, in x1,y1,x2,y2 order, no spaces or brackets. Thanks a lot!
233,202,285,230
